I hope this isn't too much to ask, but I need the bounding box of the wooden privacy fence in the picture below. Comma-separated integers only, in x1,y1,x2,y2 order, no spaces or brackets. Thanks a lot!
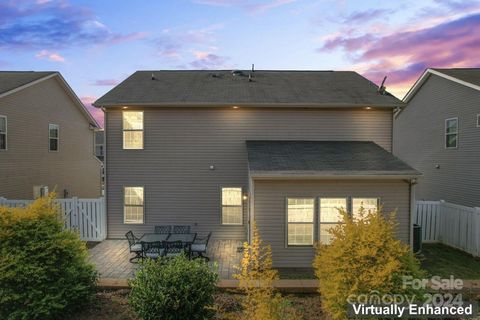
0,197,106,242
414,200,480,257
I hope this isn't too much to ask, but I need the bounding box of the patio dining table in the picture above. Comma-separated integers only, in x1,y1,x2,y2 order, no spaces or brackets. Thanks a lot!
139,233,170,243
139,232,197,259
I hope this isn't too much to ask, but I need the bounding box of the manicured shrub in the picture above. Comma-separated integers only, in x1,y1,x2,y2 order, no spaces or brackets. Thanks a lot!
234,222,299,320
313,207,426,319
129,254,218,320
0,195,97,320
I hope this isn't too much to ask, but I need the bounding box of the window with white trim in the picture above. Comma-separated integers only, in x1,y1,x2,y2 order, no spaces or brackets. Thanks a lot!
445,117,458,148
48,124,59,151
287,198,314,246
352,198,379,219
319,198,347,244
123,111,143,149
94,130,104,160
221,187,243,225
124,187,144,224
0,116,6,150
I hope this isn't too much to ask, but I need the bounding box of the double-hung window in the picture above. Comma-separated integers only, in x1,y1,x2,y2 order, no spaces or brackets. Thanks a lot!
445,117,458,148
221,187,243,225
124,187,144,224
123,111,143,149
48,124,59,151
287,198,314,246
0,116,6,150
319,198,347,244
352,198,379,219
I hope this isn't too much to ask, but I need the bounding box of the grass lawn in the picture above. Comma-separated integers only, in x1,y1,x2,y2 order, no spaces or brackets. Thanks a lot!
419,243,480,279
70,290,325,320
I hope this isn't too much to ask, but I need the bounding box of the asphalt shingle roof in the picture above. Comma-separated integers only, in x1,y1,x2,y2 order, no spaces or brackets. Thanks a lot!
94,70,403,107
0,71,56,95
246,140,420,177
432,68,480,87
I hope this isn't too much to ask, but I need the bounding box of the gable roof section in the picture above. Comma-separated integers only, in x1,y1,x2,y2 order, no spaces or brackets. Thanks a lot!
0,71,99,127
94,70,404,108
403,68,480,103
246,140,420,179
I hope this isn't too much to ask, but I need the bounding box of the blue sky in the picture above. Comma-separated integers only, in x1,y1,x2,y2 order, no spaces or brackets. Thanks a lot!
1,0,479,126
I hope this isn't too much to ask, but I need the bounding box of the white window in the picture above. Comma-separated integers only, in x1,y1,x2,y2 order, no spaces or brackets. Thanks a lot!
124,187,144,224
287,198,314,246
352,198,379,219
476,114,480,127
319,198,347,244
221,187,243,225
48,124,59,151
445,117,458,148
0,116,6,150
123,111,143,149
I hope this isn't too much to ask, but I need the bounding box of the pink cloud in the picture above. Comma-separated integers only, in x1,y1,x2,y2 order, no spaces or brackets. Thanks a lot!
35,49,65,62
189,52,232,69
81,96,104,128
319,13,480,98
92,79,120,86
194,0,296,13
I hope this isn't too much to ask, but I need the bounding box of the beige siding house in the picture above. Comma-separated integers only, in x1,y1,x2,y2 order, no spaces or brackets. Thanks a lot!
0,71,102,199
394,68,480,208
95,70,419,267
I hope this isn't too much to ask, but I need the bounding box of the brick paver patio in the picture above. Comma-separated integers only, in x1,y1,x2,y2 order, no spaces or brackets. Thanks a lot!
89,239,244,279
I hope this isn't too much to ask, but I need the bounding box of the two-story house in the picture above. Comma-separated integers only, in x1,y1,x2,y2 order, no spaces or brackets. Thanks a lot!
94,70,419,267
394,68,480,208
0,71,102,199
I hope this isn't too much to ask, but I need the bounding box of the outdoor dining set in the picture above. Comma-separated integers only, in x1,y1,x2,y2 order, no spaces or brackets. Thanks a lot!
125,225,212,263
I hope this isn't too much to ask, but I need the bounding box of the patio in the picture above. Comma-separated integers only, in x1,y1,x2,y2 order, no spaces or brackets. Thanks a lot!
88,239,244,279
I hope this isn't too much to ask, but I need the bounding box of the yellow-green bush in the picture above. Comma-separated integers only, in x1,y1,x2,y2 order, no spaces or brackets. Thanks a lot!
313,207,425,319
234,222,300,320
0,195,97,320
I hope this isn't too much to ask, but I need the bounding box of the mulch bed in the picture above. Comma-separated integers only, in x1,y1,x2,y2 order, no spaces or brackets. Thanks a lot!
70,289,325,320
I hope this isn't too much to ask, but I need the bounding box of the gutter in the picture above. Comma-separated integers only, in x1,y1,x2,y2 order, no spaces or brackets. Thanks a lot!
93,102,405,109
249,171,421,180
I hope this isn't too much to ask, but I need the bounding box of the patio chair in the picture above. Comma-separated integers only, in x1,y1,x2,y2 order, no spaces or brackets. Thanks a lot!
191,232,212,261
154,225,172,234
125,231,142,263
173,225,191,234
142,241,165,260
163,240,187,258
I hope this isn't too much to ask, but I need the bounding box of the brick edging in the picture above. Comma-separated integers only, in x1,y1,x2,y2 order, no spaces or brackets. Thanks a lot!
97,278,480,294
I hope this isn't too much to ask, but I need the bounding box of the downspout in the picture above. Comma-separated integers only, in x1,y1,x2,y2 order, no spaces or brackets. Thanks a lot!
102,108,108,240
409,179,417,249
247,173,254,244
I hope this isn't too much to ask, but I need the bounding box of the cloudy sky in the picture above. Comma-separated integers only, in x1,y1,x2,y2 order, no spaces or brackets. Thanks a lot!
1,0,479,127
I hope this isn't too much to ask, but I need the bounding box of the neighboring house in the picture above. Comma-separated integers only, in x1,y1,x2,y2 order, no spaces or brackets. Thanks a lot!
0,71,102,199
394,68,480,208
94,70,419,267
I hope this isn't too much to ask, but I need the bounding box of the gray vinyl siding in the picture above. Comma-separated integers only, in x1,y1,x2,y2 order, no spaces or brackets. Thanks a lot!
253,179,411,267
0,77,102,199
106,107,393,239
394,74,480,207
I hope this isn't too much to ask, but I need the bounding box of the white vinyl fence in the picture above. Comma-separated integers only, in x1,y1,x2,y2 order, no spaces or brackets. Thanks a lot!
0,197,106,242
414,200,480,257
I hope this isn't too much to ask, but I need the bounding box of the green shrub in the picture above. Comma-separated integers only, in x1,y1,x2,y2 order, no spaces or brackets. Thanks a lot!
129,254,218,320
313,207,426,319
0,195,97,320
